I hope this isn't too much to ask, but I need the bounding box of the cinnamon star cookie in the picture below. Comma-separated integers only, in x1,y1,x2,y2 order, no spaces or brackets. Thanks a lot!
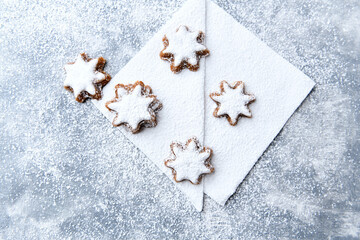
105,81,162,134
165,137,214,185
210,80,255,126
160,25,210,73
64,53,111,103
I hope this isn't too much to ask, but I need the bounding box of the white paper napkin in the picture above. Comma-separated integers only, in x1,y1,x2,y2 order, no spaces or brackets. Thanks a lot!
204,0,315,205
93,0,206,211
93,0,315,211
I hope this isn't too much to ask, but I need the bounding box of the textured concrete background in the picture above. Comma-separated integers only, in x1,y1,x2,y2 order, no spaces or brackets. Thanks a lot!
0,0,359,239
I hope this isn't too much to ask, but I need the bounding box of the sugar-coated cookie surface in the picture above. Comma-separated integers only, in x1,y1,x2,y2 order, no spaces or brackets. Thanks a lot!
210,81,255,126
160,25,209,73
105,81,162,134
64,53,111,102
165,137,214,185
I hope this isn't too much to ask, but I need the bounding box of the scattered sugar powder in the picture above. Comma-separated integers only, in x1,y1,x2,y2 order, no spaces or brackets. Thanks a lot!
0,0,359,239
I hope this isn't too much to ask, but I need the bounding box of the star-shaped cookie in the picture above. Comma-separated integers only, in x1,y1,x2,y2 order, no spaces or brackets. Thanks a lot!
210,81,256,126
64,53,111,102
160,25,210,73
105,81,162,134
165,137,214,185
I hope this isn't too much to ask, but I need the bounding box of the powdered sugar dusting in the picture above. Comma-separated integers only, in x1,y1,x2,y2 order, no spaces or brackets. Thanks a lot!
0,0,359,239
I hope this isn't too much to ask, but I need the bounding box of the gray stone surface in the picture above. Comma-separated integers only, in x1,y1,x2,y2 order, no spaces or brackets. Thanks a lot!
0,0,359,239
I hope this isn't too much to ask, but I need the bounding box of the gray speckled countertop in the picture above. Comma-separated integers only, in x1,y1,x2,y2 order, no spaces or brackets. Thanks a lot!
0,0,359,239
